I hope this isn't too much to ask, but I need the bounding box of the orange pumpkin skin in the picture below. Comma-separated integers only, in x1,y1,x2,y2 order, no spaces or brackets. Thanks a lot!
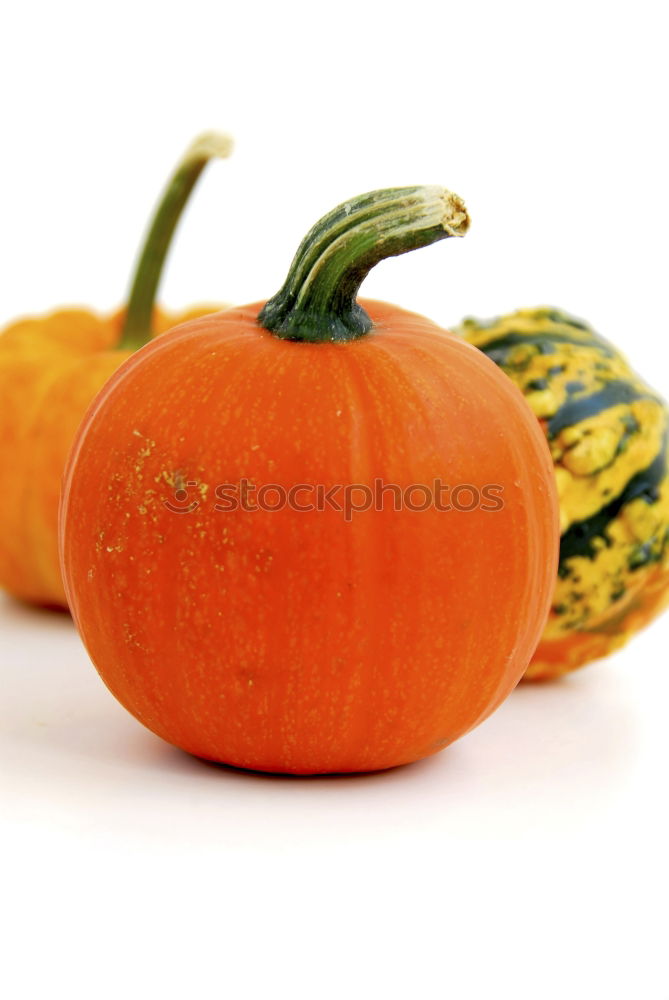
0,305,218,608
61,300,559,774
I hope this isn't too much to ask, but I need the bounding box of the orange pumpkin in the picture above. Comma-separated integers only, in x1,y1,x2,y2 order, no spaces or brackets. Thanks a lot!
0,132,231,609
60,185,559,774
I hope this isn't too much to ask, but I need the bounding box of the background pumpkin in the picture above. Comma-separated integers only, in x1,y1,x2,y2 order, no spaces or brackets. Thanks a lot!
461,307,669,679
0,132,231,609
60,185,560,774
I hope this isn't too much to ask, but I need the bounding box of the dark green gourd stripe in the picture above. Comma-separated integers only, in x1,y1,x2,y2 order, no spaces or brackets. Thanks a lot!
560,435,668,567
547,381,657,438
479,330,617,363
539,310,590,331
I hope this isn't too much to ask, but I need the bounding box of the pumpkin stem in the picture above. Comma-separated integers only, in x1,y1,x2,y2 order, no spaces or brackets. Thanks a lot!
118,131,233,352
258,186,469,343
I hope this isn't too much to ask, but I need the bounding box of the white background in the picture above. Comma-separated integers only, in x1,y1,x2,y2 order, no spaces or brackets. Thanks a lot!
1,2,668,998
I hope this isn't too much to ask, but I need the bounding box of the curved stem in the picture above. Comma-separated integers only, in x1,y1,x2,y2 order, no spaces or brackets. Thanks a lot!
118,131,233,351
258,185,469,343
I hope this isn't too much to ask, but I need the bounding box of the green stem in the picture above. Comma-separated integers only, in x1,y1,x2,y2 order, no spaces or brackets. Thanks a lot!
118,131,233,351
258,185,469,343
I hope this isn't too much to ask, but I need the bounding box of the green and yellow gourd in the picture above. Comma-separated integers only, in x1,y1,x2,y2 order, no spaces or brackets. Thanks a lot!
460,308,669,680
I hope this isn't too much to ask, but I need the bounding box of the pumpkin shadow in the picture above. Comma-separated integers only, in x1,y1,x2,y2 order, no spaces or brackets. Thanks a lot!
441,656,642,834
1,590,73,623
